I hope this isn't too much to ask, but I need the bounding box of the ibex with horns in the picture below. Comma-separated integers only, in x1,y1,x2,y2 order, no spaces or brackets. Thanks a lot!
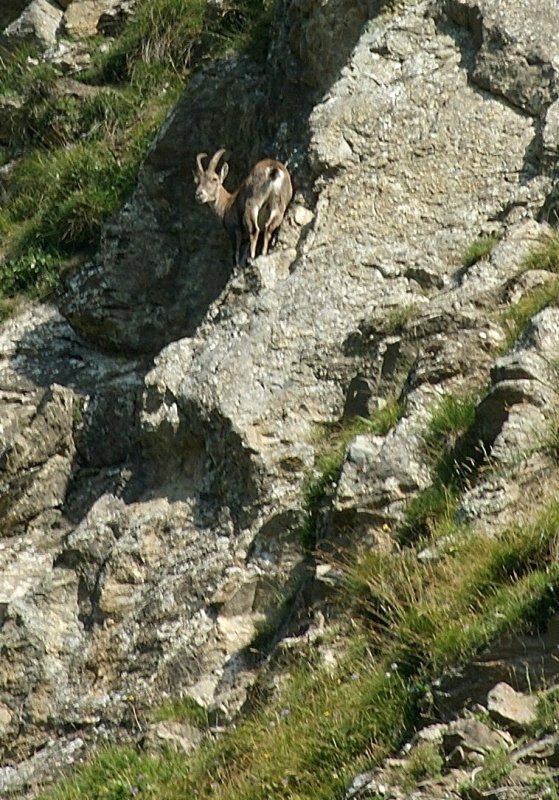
194,149,293,267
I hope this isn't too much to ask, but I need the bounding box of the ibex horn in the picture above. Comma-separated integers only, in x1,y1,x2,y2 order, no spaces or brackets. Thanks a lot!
196,152,208,173
208,148,227,171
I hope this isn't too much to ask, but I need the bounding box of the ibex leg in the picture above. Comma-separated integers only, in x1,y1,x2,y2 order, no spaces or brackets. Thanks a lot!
244,201,260,260
262,209,282,256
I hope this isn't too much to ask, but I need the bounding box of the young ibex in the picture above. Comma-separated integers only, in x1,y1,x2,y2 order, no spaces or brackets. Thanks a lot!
194,149,293,267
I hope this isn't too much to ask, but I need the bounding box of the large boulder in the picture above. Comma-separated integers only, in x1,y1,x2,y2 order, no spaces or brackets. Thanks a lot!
0,0,63,53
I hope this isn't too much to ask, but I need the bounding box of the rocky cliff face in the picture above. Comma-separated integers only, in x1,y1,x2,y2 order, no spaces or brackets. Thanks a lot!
1,0,559,795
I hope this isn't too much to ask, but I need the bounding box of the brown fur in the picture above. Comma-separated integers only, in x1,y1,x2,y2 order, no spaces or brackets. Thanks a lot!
194,150,293,267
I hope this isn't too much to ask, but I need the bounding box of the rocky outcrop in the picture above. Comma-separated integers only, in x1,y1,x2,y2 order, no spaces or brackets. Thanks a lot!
0,0,63,53
348,681,559,800
348,619,559,798
445,0,559,115
2,0,559,795
0,0,137,54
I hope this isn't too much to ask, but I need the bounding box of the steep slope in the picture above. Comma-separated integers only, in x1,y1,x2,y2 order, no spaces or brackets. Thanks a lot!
1,0,559,796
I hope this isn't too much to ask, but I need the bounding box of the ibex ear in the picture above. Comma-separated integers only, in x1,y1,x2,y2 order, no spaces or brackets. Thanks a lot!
220,162,229,182
192,171,199,183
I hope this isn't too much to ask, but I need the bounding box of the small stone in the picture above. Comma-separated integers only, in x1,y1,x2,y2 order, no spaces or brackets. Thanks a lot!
415,723,448,744
293,205,314,227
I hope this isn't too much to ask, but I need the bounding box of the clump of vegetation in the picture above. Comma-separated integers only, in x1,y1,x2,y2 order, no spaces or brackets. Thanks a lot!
0,0,277,309
40,498,559,800
460,746,512,797
424,393,477,471
313,399,405,457
501,279,559,351
399,393,479,544
0,47,58,96
93,0,275,86
522,233,559,273
152,695,209,730
499,233,559,351
399,482,460,545
382,304,417,335
398,740,443,792
529,687,559,736
461,235,501,269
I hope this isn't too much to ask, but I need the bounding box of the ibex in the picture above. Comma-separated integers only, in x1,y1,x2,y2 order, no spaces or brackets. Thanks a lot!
194,149,293,267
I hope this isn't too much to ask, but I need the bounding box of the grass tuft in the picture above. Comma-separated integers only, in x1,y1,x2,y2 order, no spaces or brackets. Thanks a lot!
398,483,460,546
522,233,559,273
398,393,479,545
460,746,512,797
501,279,559,351
461,235,501,269
152,696,210,729
398,740,443,792
529,687,559,736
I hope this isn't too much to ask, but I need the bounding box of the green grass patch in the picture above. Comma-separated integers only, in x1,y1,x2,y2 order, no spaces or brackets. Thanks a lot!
425,394,477,452
398,740,443,792
20,82,138,149
460,746,512,797
345,501,559,676
461,235,500,269
522,233,559,273
529,687,559,736
152,696,210,730
0,246,62,298
89,0,276,86
0,93,172,298
40,500,559,800
501,278,559,351
398,483,460,545
398,393,479,544
499,232,559,349
91,0,207,85
0,47,58,97
314,401,405,455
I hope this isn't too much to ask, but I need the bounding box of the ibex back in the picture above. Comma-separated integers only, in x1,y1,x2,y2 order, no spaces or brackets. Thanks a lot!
194,149,293,267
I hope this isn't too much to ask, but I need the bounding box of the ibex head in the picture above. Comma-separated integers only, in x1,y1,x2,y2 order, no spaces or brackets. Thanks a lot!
193,149,229,204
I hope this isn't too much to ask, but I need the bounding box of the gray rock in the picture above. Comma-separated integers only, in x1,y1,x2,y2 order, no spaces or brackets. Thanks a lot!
63,0,137,37
141,720,203,756
0,736,84,796
0,0,63,53
487,683,539,730
442,718,511,759
444,0,559,114
511,734,559,768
